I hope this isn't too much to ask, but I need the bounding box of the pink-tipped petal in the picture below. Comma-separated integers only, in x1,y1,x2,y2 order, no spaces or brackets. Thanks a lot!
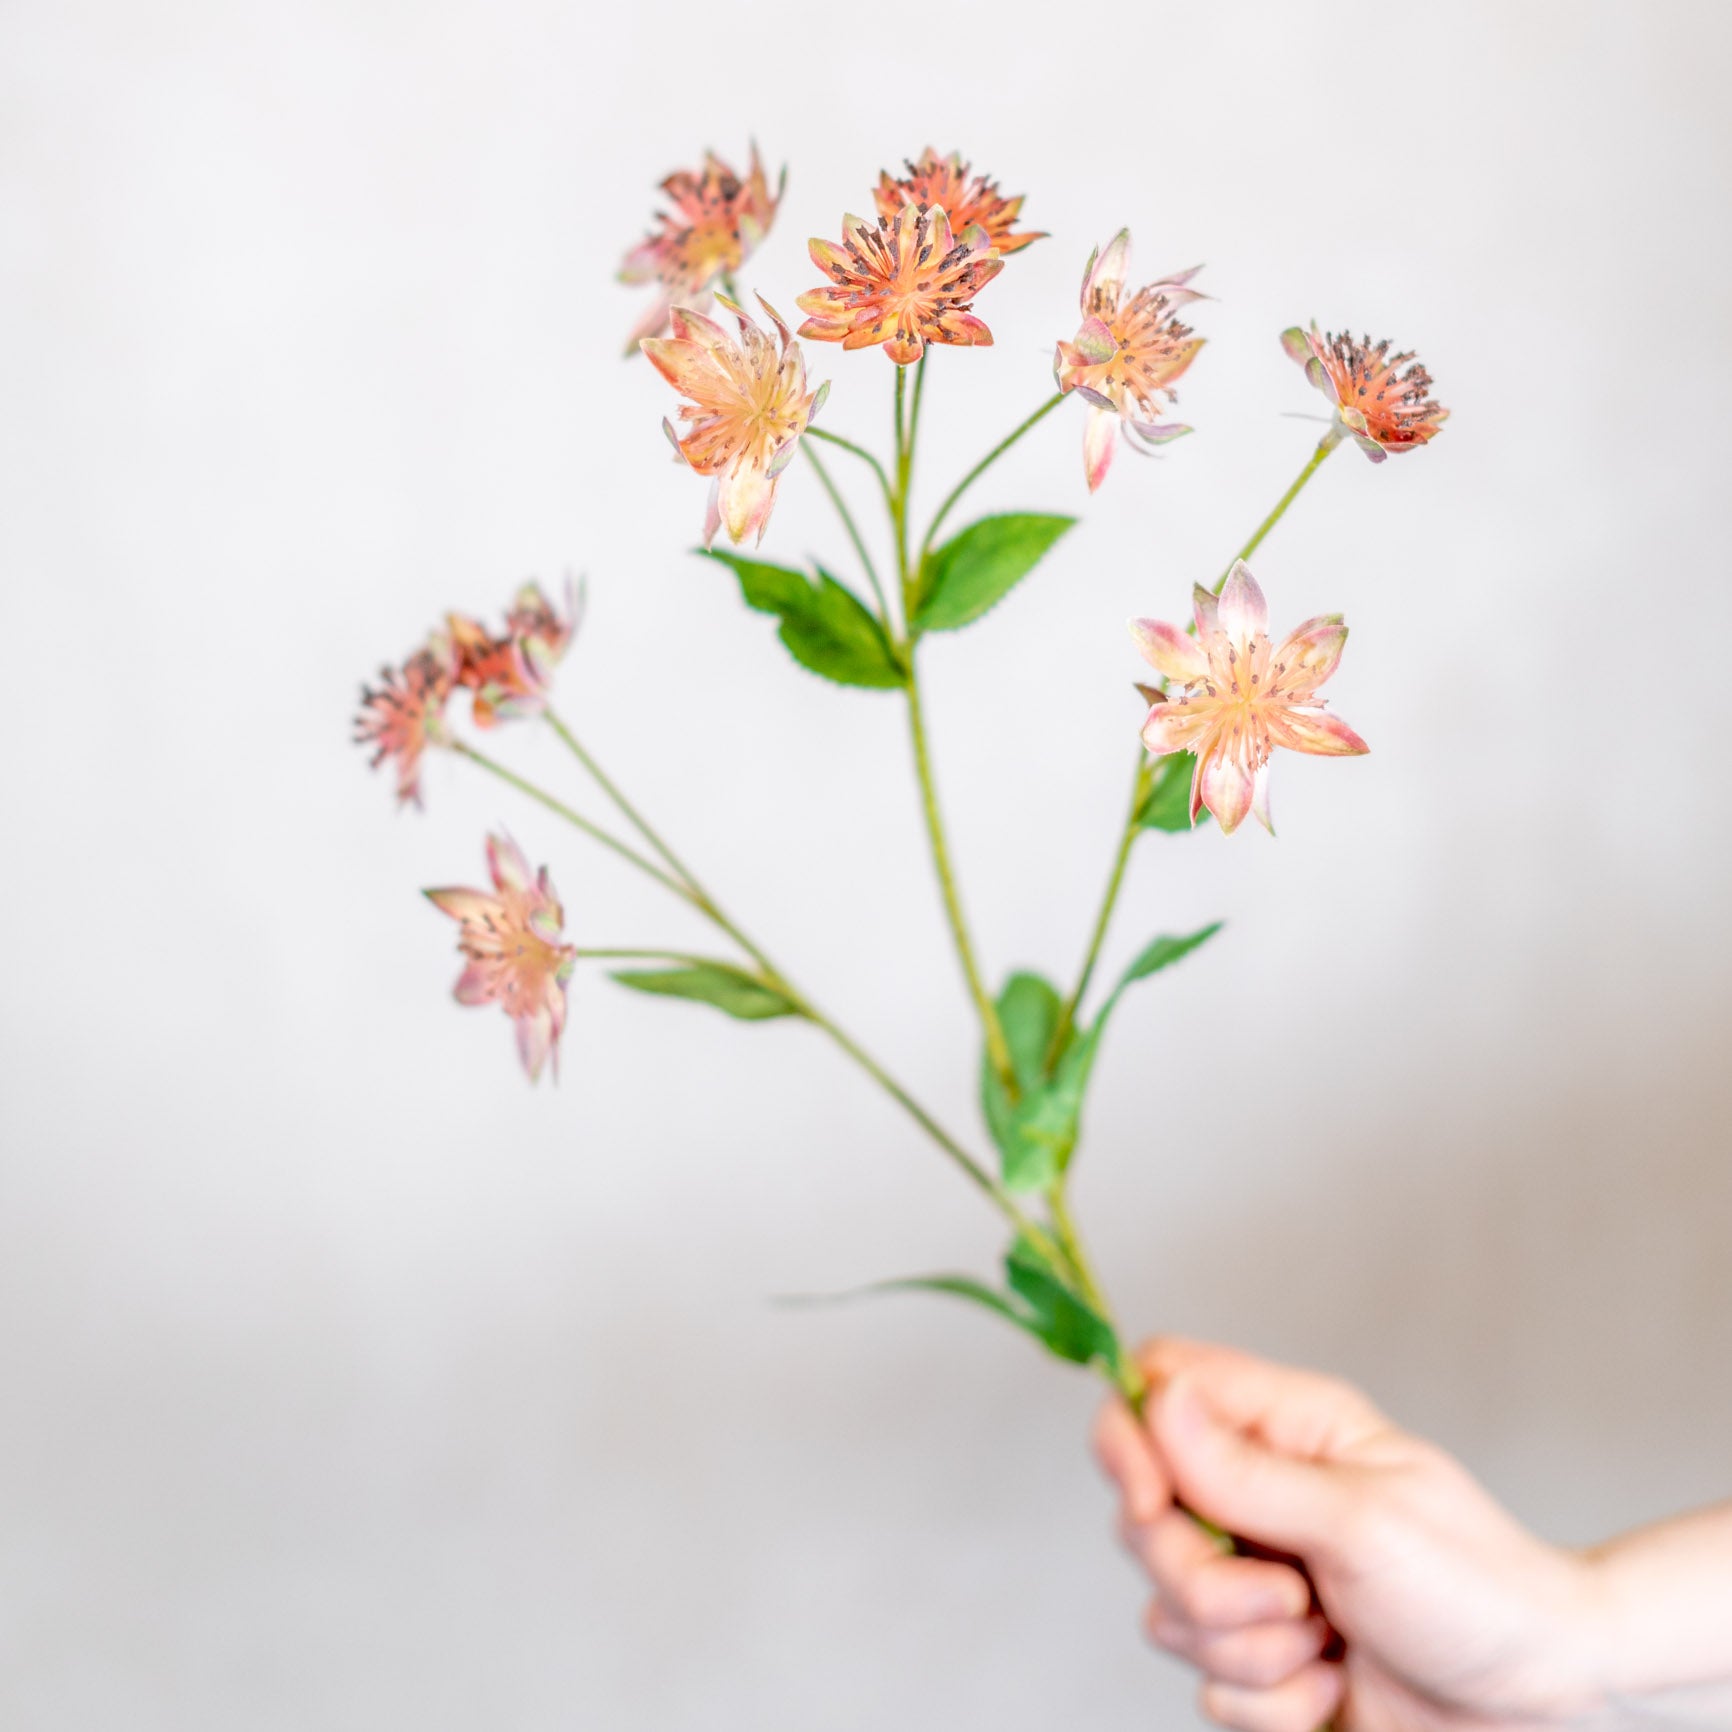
1199,753,1255,835
1087,229,1132,309
1280,324,1316,364
487,833,533,894
1274,620,1349,689
1266,708,1370,756
1192,582,1221,637
1141,704,1211,755
1217,561,1269,640
1128,617,1208,683
1083,404,1117,492
425,887,494,922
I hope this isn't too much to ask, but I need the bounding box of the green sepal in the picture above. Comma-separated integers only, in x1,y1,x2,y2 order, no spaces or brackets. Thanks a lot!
699,550,905,690
912,513,1075,635
609,960,802,1022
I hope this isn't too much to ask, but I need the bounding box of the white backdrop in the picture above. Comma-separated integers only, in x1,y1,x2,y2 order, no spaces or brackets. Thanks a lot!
3,2,1730,1726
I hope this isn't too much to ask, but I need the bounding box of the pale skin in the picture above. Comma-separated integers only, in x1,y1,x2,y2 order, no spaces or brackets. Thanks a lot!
1093,1339,1732,1732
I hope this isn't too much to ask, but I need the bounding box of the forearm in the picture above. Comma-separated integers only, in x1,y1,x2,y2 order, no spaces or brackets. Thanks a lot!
1578,1502,1732,1727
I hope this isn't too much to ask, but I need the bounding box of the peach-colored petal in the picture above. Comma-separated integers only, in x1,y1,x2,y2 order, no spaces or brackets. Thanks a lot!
1060,240,1205,488
647,298,822,546
1264,708,1370,756
874,148,1044,259
1128,617,1207,684
1200,752,1255,834
1128,560,1367,838
427,833,576,1083
1273,620,1349,691
797,201,1001,363
620,146,783,350
1141,702,1212,755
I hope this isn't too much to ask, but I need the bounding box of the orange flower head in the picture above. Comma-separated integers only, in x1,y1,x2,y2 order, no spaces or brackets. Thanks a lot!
873,148,1043,258
425,833,577,1083
1281,323,1448,462
1129,561,1368,836
797,201,1002,366
1055,232,1206,491
619,146,784,352
642,294,828,547
353,641,456,808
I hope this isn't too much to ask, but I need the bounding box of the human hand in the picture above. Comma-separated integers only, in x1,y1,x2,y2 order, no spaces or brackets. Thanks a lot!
1093,1339,1602,1732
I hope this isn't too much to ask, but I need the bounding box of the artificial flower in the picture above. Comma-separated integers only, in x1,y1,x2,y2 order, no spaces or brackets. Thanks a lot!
619,146,783,351
425,833,577,1083
642,294,827,547
353,642,456,808
797,202,1001,366
1129,560,1367,835
1281,323,1448,461
445,578,580,728
1055,232,1205,491
873,148,1043,258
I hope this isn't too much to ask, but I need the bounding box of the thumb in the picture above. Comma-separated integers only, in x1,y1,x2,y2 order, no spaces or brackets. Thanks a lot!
1152,1374,1351,1558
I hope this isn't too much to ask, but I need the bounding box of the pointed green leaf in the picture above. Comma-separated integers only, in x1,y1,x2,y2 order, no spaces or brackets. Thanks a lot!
1005,1237,1122,1368
980,973,1080,1193
779,1253,1125,1378
699,551,905,690
980,925,1224,1189
609,961,802,1022
913,513,1076,635
1136,752,1209,832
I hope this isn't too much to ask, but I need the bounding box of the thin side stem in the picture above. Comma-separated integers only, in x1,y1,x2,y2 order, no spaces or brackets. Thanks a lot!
1215,431,1341,592
802,441,891,629
1049,433,1347,1045
452,740,694,904
805,426,895,509
572,948,715,964
1046,755,1153,1069
919,391,1065,564
487,719,1066,1274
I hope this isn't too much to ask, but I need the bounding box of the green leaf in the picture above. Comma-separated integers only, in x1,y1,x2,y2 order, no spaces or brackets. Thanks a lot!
1005,1236,1121,1368
1110,923,1226,1002
979,973,1079,1193
980,925,1224,1190
912,513,1076,634
781,1251,1124,1377
609,961,802,1022
1136,752,1209,832
699,551,905,690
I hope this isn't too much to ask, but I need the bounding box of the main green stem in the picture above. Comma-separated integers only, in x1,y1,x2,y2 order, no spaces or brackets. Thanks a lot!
892,362,1019,1099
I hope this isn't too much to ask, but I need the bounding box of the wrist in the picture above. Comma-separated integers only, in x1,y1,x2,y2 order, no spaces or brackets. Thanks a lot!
1563,1507,1732,1727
